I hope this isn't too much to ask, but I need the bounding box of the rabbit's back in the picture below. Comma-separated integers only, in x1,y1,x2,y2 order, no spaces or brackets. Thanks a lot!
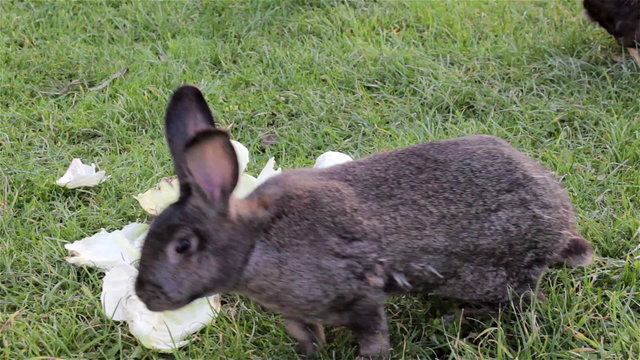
329,135,578,301
334,135,573,254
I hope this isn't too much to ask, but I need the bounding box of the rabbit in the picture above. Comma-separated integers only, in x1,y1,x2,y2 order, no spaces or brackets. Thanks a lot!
135,85,593,359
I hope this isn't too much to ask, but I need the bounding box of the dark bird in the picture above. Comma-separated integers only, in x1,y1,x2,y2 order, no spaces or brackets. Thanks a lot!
583,0,640,64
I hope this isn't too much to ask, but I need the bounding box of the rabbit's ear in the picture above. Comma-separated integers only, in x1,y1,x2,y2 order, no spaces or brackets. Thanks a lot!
184,129,238,213
164,85,217,184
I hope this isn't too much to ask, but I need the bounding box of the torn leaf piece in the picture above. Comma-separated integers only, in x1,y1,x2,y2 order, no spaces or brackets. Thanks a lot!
64,223,149,270
55,158,107,188
134,177,180,216
101,263,221,351
231,140,249,174
255,157,281,186
232,157,282,198
232,173,258,199
313,151,353,168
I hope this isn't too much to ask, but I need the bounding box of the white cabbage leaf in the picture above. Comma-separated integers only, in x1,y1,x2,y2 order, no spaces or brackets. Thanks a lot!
255,157,281,187
64,223,148,270
133,177,180,216
56,158,107,188
101,263,221,351
313,151,353,168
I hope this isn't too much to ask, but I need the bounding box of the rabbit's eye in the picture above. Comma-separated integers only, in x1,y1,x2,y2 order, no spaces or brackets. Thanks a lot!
175,237,192,254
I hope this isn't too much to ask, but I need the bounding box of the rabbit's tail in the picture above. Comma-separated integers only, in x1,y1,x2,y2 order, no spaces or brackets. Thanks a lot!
555,231,593,267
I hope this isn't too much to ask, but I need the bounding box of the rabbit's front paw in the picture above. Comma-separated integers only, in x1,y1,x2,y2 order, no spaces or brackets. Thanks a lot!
348,303,391,360
284,317,325,358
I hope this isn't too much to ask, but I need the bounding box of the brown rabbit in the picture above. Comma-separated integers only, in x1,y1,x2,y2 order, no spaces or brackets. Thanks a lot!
135,85,593,359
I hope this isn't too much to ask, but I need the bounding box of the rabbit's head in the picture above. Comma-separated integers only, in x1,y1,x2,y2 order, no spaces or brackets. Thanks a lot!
135,85,256,311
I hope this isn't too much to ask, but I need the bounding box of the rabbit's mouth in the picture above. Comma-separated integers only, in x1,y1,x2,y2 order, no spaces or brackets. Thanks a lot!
141,295,189,312
135,276,192,312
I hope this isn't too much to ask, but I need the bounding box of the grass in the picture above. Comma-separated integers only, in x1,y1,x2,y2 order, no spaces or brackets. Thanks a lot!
1,0,639,358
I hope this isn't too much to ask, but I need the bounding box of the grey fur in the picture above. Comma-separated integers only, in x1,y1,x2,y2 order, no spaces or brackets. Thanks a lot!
136,85,593,359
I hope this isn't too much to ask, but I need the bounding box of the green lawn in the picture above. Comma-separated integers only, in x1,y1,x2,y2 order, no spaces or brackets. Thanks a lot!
1,0,639,359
